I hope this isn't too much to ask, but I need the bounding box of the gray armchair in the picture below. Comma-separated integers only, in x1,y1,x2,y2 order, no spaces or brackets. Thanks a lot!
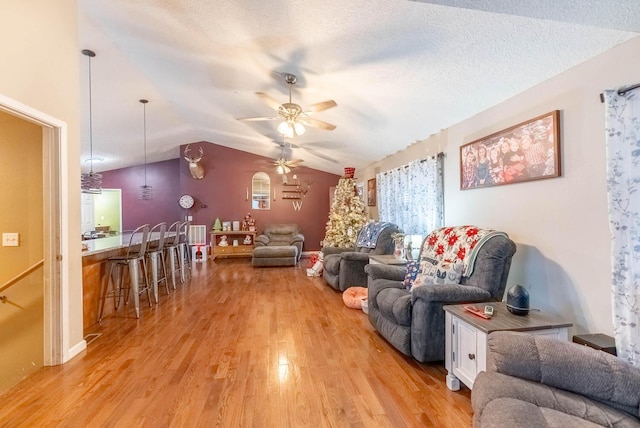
472,331,640,427
254,224,304,261
321,222,401,291
365,226,516,362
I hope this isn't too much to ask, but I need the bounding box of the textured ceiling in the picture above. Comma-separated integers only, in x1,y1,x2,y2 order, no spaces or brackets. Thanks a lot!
78,0,639,175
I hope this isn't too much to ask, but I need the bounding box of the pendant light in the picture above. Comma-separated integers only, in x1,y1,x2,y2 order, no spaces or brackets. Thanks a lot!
139,99,153,200
80,49,103,194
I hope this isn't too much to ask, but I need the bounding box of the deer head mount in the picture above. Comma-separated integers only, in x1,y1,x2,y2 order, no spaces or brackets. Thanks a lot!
184,145,205,180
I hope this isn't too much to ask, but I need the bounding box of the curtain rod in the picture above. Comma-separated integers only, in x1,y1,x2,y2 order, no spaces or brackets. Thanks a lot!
381,152,444,174
599,82,640,103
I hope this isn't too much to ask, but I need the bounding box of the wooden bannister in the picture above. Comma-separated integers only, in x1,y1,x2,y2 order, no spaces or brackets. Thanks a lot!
0,259,44,295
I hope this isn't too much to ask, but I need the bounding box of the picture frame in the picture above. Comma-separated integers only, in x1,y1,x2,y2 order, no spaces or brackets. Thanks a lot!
367,178,377,206
356,182,365,203
460,110,561,190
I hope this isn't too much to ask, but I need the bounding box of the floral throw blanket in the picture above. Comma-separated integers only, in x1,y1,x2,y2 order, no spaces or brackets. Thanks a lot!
420,226,508,277
355,222,394,248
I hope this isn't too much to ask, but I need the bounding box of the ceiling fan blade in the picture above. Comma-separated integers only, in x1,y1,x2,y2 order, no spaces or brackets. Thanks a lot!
256,92,284,111
236,116,280,122
303,100,337,113
300,146,340,164
298,117,337,131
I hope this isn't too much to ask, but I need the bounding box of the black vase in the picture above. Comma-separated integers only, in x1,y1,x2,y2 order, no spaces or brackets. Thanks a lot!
506,284,530,316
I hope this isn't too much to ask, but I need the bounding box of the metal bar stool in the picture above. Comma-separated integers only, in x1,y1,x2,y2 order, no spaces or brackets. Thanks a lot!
98,224,152,321
179,220,192,282
146,222,168,304
165,221,183,290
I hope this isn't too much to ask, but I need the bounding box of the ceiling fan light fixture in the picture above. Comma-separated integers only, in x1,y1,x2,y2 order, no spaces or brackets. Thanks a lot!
294,122,305,136
277,120,305,138
278,121,296,138
277,164,285,174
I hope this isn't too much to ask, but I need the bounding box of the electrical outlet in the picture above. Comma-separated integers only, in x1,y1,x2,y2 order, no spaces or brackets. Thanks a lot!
2,233,19,247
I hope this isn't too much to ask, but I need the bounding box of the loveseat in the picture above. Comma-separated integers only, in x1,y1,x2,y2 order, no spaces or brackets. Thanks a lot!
321,222,401,291
472,331,640,427
366,226,516,362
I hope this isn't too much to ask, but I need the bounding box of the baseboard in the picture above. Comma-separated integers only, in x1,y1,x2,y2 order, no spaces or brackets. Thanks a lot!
64,339,87,363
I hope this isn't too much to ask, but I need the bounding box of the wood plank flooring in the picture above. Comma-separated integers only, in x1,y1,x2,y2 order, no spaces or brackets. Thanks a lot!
0,259,472,427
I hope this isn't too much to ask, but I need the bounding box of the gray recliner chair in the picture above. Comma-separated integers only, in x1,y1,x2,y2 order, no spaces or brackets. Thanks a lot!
472,331,640,427
321,222,402,291
253,224,304,262
365,226,516,362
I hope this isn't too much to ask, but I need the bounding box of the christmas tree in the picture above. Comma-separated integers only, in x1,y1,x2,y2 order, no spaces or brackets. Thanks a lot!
323,178,367,247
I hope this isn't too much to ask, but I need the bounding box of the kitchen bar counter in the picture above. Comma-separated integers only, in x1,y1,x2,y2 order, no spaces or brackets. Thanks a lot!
81,232,176,334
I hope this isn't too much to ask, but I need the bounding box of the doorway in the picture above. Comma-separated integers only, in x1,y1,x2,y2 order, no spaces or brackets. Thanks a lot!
0,110,44,393
81,189,123,236
0,92,71,396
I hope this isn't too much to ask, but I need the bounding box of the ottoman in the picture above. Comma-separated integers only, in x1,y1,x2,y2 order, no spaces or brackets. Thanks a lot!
252,245,298,267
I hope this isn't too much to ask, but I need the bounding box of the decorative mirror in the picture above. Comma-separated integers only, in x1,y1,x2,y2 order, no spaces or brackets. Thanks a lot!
252,172,270,210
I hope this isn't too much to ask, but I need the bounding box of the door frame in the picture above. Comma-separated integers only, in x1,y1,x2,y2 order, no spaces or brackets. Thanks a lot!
0,93,73,365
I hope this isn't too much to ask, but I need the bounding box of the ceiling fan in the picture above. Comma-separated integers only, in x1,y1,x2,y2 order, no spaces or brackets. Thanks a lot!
237,73,337,137
273,141,303,174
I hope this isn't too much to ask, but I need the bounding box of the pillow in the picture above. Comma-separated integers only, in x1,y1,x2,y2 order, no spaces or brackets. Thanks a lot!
412,261,464,289
402,261,420,289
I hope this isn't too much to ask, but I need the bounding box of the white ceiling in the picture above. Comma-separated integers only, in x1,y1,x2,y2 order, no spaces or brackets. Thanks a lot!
78,0,639,175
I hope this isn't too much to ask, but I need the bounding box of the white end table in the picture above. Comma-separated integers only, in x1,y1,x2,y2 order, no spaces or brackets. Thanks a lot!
443,302,572,391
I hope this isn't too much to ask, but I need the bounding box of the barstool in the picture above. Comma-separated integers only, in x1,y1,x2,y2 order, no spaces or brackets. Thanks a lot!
165,221,183,289
179,220,192,281
98,224,152,321
146,222,168,304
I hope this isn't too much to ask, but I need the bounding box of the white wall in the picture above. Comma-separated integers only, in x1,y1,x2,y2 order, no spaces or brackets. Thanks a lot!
362,37,640,335
0,1,83,353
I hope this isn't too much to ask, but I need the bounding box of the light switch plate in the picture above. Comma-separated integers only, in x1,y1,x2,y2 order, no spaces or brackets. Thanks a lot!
2,233,19,247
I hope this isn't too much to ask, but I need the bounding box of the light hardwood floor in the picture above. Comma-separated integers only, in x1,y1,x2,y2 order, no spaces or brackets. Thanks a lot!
0,259,472,427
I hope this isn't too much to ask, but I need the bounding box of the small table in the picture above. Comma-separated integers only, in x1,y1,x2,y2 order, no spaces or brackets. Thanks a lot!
443,302,572,391
573,333,617,355
368,254,407,265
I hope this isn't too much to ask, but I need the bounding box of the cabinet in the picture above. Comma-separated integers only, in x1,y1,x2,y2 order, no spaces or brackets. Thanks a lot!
444,302,572,391
210,231,256,260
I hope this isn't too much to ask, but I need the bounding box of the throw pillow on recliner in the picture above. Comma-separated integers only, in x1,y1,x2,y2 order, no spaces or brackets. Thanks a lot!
413,261,464,289
402,261,420,289
403,257,441,290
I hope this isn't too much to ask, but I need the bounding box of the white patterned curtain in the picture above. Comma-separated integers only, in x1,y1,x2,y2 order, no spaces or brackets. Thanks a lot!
377,155,444,235
604,87,640,366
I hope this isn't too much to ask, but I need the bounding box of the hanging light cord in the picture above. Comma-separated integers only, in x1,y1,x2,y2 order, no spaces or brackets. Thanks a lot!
142,100,147,186
83,49,96,175
88,54,93,173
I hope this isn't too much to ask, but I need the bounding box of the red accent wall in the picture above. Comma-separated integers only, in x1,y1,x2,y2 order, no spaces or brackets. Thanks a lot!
101,159,182,231
101,142,340,251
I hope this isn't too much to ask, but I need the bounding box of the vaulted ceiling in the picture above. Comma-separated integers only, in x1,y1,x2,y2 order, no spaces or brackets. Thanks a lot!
78,0,639,175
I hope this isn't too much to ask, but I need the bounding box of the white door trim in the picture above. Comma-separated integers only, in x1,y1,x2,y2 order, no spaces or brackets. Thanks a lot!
0,93,78,365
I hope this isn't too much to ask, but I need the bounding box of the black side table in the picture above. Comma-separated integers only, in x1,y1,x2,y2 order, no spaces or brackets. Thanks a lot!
572,333,617,356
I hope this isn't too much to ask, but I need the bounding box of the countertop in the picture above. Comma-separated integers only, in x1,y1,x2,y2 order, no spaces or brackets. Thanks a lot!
81,232,175,257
